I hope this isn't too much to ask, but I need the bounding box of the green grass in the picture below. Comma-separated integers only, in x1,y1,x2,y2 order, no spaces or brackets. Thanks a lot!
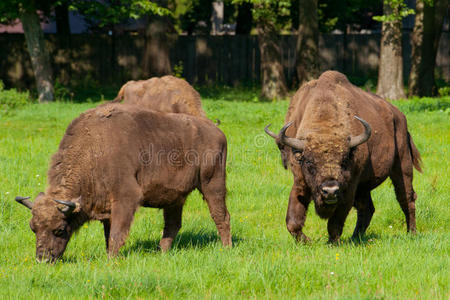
0,94,449,299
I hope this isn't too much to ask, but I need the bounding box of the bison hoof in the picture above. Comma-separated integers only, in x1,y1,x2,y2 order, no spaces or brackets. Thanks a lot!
294,233,310,243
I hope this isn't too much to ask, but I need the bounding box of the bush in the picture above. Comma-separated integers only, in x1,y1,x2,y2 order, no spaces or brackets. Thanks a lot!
438,86,450,97
0,80,33,115
393,96,450,113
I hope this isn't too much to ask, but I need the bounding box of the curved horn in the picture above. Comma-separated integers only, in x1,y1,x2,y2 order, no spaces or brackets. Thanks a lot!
264,124,278,139
349,116,372,148
15,196,33,210
54,199,76,214
280,122,306,152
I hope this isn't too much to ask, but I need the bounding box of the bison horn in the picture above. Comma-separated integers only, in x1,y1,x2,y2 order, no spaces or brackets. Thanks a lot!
264,124,279,139
349,116,372,148
54,199,77,214
15,196,33,210
279,122,306,152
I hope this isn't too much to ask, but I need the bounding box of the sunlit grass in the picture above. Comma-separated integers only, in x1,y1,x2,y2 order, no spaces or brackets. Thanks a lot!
0,95,448,299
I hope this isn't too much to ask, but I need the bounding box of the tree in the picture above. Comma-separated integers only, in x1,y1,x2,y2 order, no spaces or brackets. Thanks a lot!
233,0,289,100
72,0,170,78
0,0,55,102
295,0,319,86
408,0,449,97
374,0,414,100
235,1,252,34
142,0,177,77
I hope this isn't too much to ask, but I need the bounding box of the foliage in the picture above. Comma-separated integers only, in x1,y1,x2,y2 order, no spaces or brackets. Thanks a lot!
394,96,450,112
233,0,291,30
0,94,448,298
172,61,184,79
373,0,415,22
71,0,170,29
0,81,32,114
0,0,57,23
438,86,450,97
317,0,382,32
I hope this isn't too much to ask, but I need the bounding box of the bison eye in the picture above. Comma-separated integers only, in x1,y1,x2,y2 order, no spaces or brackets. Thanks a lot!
304,161,316,175
53,228,66,237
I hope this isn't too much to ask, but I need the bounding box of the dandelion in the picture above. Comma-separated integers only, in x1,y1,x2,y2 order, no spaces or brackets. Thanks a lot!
336,253,340,260
389,225,393,229
84,224,88,228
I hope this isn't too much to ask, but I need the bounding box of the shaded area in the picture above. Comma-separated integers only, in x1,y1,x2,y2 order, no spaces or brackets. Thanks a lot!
1,33,448,92
125,230,242,254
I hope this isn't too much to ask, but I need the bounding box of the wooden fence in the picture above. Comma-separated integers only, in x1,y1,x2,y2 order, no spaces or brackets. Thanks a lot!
0,33,448,89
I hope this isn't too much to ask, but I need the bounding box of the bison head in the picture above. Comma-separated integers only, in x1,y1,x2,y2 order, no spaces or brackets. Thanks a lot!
16,193,81,263
266,116,371,218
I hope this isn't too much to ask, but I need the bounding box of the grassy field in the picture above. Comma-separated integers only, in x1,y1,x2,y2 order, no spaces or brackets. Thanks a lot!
0,92,449,299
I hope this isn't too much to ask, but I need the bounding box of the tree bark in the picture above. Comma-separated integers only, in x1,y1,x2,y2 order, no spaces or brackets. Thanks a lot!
55,1,71,42
55,1,72,85
257,21,288,100
376,2,406,100
295,0,319,87
235,2,252,35
142,1,176,78
408,0,448,97
20,9,54,102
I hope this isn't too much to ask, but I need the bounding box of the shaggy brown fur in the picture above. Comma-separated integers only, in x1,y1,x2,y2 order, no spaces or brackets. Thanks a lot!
113,75,208,119
269,71,421,243
24,104,231,262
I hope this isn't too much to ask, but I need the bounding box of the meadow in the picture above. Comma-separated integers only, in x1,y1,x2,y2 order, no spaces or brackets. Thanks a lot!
0,90,448,299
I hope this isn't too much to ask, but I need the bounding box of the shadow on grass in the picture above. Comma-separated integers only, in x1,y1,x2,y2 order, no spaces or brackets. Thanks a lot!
125,230,242,255
343,233,381,246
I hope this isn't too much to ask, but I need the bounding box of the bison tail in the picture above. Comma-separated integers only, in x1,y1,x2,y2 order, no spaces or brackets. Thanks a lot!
408,132,422,173
112,85,126,103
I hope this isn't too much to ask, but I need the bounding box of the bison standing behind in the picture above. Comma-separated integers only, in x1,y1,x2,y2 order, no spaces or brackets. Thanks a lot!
265,71,422,243
113,75,208,120
16,104,231,262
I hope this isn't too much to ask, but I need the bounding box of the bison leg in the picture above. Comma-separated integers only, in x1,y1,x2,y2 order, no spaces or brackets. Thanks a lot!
351,190,375,239
102,219,111,251
108,185,143,257
286,187,311,242
201,180,231,248
159,202,184,252
390,161,417,234
327,199,353,243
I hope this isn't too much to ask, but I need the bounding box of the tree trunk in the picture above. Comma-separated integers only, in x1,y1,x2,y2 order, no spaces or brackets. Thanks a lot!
295,0,319,87
235,2,252,35
55,1,72,85
20,9,54,102
408,0,448,97
257,21,288,100
55,1,71,44
142,1,176,78
376,3,406,100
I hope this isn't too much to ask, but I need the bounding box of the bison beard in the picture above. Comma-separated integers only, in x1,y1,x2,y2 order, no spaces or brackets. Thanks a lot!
266,71,422,243
16,104,231,262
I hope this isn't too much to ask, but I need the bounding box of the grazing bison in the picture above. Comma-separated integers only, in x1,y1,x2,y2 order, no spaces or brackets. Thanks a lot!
113,75,208,119
16,104,231,262
265,71,422,243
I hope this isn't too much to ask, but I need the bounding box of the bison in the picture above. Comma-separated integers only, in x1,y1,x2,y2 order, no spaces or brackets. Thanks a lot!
16,103,231,262
113,75,208,120
265,71,422,243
